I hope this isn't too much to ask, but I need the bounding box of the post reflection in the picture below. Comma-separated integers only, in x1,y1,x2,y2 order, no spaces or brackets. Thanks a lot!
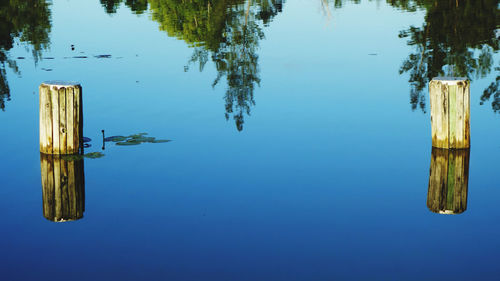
40,153,85,222
427,148,470,215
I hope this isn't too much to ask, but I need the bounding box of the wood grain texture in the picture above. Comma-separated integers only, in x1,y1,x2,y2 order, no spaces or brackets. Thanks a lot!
427,148,469,214
449,84,457,148
461,80,471,148
39,85,53,154
66,87,74,153
51,85,60,154
39,83,82,154
41,153,85,222
429,78,470,148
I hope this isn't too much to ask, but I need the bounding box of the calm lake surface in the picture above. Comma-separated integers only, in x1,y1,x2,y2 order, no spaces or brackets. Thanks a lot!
1,0,499,280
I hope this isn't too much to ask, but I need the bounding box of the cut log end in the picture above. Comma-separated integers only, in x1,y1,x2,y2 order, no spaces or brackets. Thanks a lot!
433,77,468,81
42,80,81,87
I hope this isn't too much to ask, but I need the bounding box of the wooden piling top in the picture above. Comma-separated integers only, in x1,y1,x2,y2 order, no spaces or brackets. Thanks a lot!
42,81,81,88
432,77,468,85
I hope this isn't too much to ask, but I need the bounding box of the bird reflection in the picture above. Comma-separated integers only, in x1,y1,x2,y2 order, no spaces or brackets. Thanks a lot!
427,148,470,215
40,153,85,222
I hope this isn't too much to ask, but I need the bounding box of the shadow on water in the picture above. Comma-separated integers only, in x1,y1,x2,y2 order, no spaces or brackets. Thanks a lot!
102,0,285,131
40,153,85,222
427,147,470,215
0,0,51,111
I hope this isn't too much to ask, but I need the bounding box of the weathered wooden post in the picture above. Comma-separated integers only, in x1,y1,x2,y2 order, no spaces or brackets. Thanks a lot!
429,77,470,148
39,81,82,154
427,148,469,214
41,153,85,222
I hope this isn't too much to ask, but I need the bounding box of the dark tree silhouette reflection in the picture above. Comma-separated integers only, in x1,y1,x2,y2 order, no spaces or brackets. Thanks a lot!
178,0,285,131
0,0,51,111
100,0,148,14
393,0,499,112
325,0,499,112
480,66,500,112
103,0,498,120
104,0,284,131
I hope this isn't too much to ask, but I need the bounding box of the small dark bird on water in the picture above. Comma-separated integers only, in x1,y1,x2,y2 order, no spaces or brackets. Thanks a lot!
71,44,75,51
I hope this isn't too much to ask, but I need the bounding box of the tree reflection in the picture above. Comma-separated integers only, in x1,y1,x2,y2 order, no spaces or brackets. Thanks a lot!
153,0,284,131
393,0,499,111
103,0,499,121
480,65,500,112
0,0,51,111
323,0,499,111
104,0,284,131
100,0,148,14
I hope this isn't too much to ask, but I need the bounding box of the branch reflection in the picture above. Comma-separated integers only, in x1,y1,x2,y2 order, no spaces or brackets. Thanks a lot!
103,0,285,131
395,0,499,111
0,0,51,111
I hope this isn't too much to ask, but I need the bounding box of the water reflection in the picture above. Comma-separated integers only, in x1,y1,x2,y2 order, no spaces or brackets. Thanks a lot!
40,153,85,222
427,148,470,215
480,66,500,112
395,0,499,111
0,0,496,120
103,0,284,131
100,0,148,14
0,0,51,111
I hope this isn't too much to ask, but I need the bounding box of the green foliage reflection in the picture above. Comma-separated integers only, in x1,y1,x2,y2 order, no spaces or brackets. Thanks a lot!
325,0,499,112
0,0,51,111
100,0,148,14
480,66,500,112
393,0,499,111
103,0,285,131
103,0,499,119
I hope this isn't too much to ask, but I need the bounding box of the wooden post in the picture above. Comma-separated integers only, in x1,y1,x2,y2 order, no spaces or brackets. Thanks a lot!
429,77,470,149
39,81,82,154
41,153,85,222
427,148,469,215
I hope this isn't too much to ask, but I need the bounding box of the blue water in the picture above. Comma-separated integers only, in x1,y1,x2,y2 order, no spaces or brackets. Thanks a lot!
1,1,499,280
